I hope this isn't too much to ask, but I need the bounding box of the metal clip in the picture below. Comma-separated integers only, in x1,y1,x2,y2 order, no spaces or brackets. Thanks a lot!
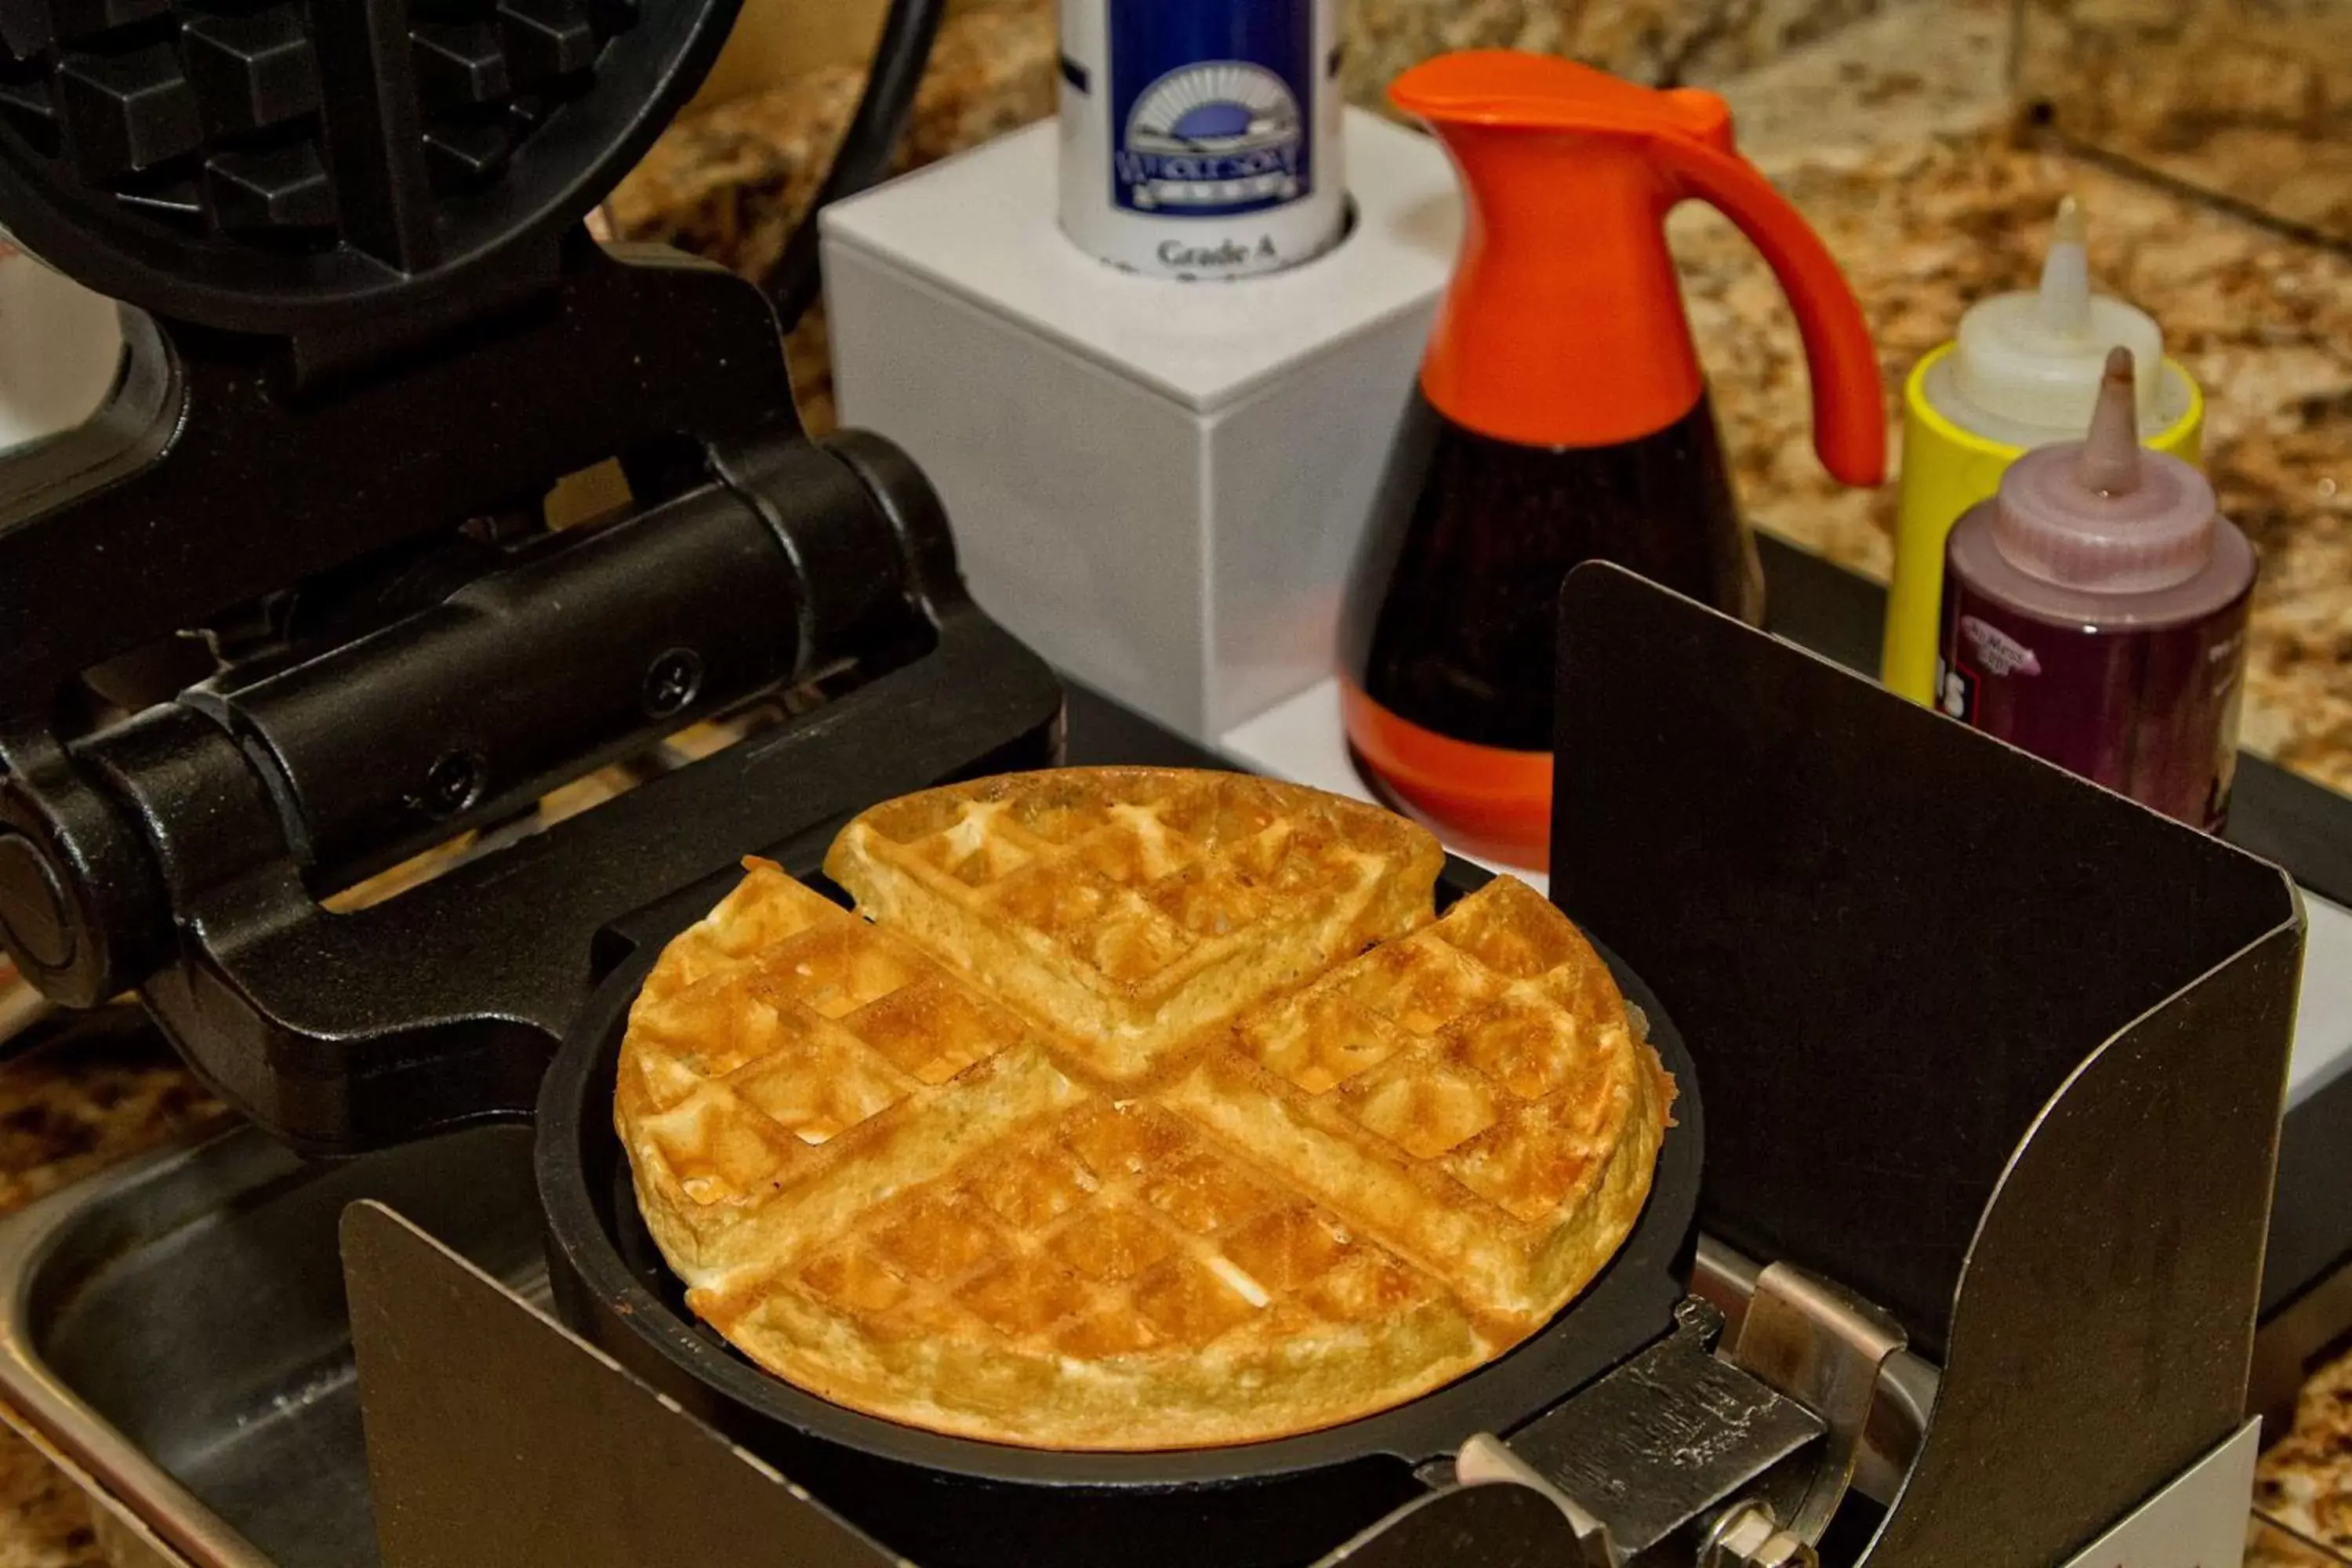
1727,1262,1907,1541
1498,1298,1828,1566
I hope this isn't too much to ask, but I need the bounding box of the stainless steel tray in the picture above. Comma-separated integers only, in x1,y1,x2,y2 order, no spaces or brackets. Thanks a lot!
0,1122,541,1568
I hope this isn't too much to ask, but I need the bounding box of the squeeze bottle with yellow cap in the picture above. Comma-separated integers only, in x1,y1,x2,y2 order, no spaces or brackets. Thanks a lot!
1881,197,2203,704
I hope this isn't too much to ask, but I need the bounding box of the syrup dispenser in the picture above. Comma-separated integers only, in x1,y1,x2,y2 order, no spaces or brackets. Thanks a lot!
1339,52,1886,868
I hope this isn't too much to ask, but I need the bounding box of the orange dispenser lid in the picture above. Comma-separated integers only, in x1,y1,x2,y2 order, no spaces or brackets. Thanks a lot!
1392,51,1886,483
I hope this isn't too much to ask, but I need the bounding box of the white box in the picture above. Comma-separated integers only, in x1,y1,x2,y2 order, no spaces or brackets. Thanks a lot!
821,110,1461,740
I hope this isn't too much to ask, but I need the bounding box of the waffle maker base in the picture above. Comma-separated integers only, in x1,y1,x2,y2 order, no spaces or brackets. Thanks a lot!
536,827,1704,1568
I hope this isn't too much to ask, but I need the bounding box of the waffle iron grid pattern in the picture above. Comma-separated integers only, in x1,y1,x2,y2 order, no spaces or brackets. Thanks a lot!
0,0,637,262
622,773,1662,1438
856,770,1432,1076
799,1102,1443,1365
626,865,1461,1383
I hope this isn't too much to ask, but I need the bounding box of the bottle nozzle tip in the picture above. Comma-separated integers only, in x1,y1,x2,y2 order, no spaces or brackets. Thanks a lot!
2077,345,2143,495
2038,194,2092,336
2053,194,2085,246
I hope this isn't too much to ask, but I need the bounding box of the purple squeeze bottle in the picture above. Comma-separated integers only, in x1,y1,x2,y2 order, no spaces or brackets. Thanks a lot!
1936,347,2256,829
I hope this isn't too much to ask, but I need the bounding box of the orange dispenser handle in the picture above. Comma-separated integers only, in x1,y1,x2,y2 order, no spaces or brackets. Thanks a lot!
1393,52,1886,486
1648,127,1885,485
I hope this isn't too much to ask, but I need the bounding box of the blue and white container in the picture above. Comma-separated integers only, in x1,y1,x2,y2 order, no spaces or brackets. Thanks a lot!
1058,0,1345,280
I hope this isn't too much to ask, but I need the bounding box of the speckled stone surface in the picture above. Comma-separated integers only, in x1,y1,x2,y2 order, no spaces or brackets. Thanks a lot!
2016,0,2352,248
0,1023,225,1566
608,0,1059,431
1340,0,1896,101
2256,1338,2352,1562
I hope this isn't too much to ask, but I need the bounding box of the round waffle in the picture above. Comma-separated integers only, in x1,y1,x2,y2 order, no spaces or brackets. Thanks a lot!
615,768,1672,1451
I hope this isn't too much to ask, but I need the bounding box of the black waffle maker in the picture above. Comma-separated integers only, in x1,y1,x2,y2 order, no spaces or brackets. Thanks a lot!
0,6,1726,1566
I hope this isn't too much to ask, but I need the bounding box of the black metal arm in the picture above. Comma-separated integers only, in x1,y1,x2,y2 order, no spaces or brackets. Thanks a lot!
0,236,1061,1152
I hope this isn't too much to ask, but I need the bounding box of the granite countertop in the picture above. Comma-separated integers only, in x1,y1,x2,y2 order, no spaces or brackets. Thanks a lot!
0,1025,223,1567
0,0,2347,1562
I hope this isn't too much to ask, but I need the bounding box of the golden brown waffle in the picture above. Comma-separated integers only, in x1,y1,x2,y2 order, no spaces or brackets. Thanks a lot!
616,768,1671,1450
826,768,1446,1080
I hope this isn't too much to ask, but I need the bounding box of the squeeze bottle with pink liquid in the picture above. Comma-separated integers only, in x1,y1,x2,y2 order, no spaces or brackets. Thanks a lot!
1937,348,2256,830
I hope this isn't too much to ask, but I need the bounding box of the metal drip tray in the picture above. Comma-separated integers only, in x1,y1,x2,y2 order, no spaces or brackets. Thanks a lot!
0,1120,543,1568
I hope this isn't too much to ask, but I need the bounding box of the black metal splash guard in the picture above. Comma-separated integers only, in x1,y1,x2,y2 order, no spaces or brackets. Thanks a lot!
343,568,2300,1568
1552,564,2299,1567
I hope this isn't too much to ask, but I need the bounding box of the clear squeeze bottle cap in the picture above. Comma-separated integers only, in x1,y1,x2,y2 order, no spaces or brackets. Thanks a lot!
1951,197,2165,433
1993,348,2218,593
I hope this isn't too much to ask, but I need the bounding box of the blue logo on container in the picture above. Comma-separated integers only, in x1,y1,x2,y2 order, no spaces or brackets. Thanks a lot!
1109,2,1314,219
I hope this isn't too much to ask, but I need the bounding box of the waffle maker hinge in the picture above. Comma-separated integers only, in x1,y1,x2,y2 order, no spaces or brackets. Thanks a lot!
0,1,1064,1154
0,241,1059,1153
